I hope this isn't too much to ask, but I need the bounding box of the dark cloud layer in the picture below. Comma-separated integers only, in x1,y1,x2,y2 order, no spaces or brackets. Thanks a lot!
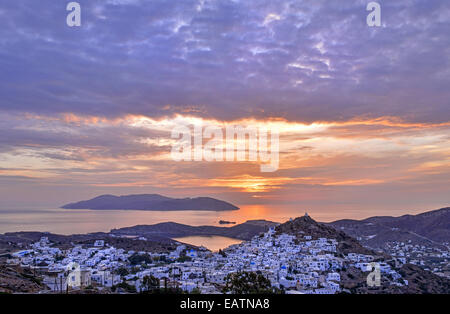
0,0,449,123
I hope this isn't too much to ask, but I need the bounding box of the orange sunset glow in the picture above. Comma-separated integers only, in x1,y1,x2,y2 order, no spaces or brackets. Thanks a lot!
0,0,449,227
1,112,448,222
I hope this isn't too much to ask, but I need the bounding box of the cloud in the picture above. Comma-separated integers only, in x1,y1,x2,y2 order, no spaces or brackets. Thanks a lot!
0,0,448,123
0,1,449,212
0,113,448,207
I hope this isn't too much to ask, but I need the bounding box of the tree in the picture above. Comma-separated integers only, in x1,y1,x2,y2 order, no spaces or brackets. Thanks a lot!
142,275,160,293
116,267,129,277
222,271,274,294
128,253,152,265
112,282,136,293
55,254,65,262
176,255,192,263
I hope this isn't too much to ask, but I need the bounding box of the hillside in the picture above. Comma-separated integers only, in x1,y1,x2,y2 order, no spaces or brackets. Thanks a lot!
329,207,450,249
274,215,450,293
62,194,239,211
0,231,184,254
111,220,279,241
275,215,377,255
0,264,45,293
341,263,450,294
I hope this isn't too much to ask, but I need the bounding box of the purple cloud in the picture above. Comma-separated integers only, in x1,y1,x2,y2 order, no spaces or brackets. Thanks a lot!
0,0,448,123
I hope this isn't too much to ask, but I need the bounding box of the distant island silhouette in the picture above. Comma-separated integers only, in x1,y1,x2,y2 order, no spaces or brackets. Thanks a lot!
61,194,239,211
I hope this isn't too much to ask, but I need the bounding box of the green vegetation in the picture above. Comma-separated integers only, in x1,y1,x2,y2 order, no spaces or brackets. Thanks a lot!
222,271,275,294
176,255,192,263
189,287,201,294
128,253,153,265
115,267,129,276
55,255,64,262
112,281,137,293
141,275,160,293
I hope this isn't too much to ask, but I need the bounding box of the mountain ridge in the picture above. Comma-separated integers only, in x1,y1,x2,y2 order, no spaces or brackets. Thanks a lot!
328,207,450,248
110,219,279,241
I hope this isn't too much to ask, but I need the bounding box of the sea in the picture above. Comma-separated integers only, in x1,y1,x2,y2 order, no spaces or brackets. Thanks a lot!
0,204,428,251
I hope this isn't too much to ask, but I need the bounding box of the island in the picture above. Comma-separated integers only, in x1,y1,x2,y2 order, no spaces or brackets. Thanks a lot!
61,194,239,211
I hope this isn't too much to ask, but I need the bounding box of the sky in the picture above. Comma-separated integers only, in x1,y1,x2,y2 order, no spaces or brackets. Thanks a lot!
0,0,449,218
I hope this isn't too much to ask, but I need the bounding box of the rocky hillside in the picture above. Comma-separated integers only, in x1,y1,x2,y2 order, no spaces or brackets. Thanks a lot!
111,220,279,241
341,263,450,294
329,207,450,249
0,231,183,254
0,264,45,293
275,215,377,256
